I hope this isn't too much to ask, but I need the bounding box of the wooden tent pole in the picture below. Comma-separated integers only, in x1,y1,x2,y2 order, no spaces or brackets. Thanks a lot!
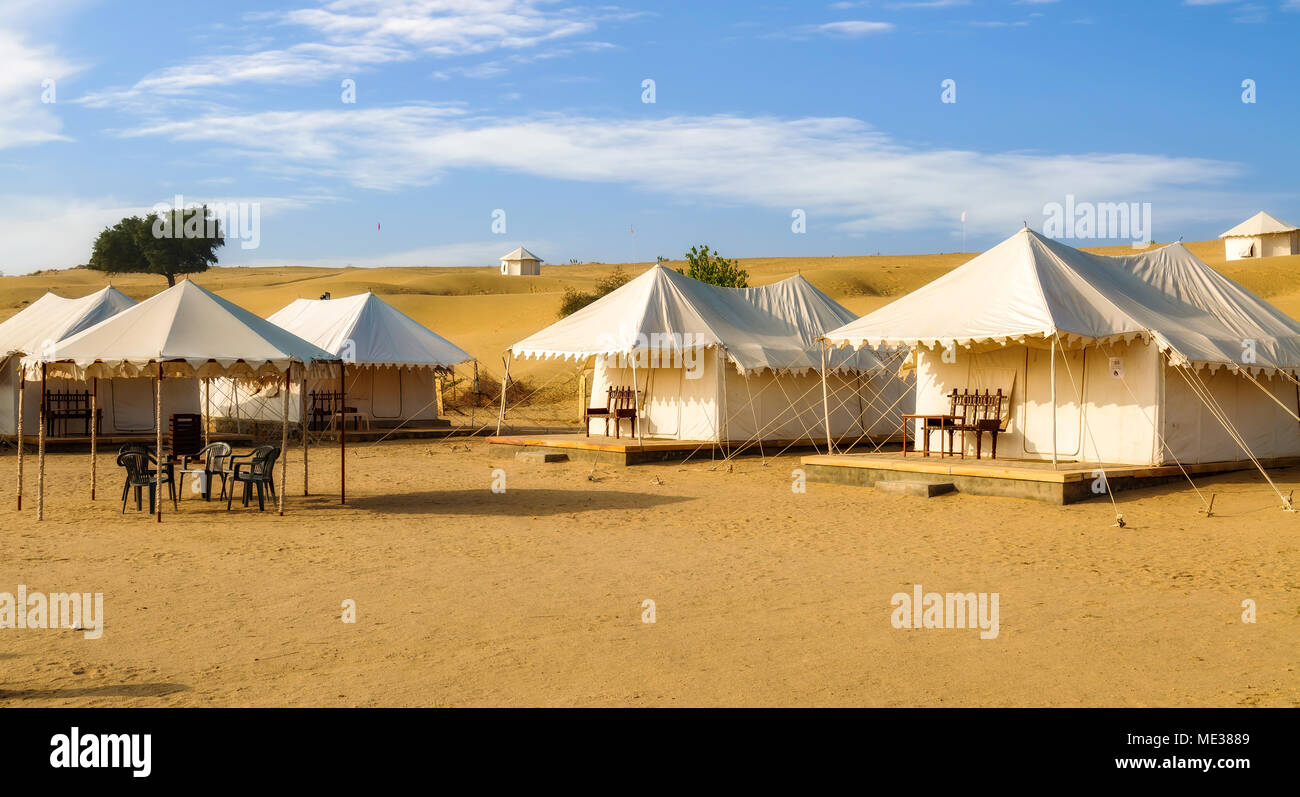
1050,336,1058,468
16,367,23,510
301,373,309,496
203,377,211,448
37,363,46,521
156,362,163,523
339,362,346,505
495,356,511,435
820,340,833,455
279,368,289,516
90,377,97,500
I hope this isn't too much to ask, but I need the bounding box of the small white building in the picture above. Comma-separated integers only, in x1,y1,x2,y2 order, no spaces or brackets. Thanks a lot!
499,246,542,276
1219,211,1300,260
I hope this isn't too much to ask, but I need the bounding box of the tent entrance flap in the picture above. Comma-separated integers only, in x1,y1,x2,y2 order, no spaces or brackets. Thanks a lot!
1023,345,1082,458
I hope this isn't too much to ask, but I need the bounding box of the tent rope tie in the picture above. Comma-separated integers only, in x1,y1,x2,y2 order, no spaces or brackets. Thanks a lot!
1175,364,1293,512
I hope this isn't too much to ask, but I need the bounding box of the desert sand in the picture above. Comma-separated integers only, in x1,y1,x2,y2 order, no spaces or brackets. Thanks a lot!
1,242,1298,706
1,440,1297,707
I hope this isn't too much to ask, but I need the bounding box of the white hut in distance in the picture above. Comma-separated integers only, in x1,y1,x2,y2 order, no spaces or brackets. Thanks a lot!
1219,211,1300,260
500,246,542,276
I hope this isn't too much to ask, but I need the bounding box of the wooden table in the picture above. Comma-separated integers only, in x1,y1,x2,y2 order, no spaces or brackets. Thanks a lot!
902,414,963,458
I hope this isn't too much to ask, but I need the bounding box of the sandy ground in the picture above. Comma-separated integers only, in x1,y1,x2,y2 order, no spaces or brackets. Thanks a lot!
0,438,1296,707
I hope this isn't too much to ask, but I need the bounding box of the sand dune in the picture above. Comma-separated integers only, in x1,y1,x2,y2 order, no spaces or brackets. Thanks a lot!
10,240,1299,378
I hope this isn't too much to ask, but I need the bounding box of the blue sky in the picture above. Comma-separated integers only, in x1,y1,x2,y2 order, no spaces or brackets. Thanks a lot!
2,0,1298,273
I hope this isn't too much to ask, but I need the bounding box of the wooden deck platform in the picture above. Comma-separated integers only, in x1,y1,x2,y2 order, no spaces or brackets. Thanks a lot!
800,452,1300,504
487,433,845,465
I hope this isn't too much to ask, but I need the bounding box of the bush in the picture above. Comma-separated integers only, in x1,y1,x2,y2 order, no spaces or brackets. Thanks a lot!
557,266,632,318
678,244,747,288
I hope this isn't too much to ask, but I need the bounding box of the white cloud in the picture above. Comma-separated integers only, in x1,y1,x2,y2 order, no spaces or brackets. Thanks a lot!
808,20,896,37
81,0,621,106
0,26,78,149
117,107,1241,238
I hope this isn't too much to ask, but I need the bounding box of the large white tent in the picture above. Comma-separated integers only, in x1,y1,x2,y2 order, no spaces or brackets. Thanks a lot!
1219,211,1300,260
208,292,472,427
508,265,912,446
821,227,1300,469
18,279,338,520
0,286,189,436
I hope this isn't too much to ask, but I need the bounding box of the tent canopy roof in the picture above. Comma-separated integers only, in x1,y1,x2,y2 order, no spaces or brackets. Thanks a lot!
268,292,472,369
821,227,1300,372
1219,211,1300,238
22,279,337,380
0,286,135,358
500,247,541,262
511,264,886,375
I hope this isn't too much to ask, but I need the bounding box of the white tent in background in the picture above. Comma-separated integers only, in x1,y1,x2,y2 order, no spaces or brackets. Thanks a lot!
0,286,182,436
821,227,1300,471
208,292,472,427
507,265,912,446
18,279,338,520
500,246,542,276
1219,211,1300,260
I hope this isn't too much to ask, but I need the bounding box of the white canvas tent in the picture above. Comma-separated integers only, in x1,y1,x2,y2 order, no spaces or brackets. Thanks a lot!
17,279,338,520
821,228,1300,476
208,291,472,427
507,265,912,447
500,246,542,276
0,286,176,436
1220,211,1300,260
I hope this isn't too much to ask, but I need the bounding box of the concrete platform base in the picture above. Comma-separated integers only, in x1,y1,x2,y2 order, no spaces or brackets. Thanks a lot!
875,480,955,498
801,452,1300,505
516,451,569,463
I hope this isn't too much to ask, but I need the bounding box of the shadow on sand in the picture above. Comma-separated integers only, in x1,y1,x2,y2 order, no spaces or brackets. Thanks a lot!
0,682,191,700
348,488,692,516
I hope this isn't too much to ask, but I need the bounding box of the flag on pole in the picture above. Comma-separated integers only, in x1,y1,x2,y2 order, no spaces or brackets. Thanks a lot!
960,211,966,223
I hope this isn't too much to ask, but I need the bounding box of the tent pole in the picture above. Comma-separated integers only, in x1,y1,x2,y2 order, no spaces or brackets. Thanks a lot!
339,362,346,505
37,363,45,521
203,376,210,449
495,356,511,435
301,373,309,496
820,340,833,455
631,357,643,447
1050,336,1058,468
280,368,289,516
156,362,163,523
16,367,23,510
90,377,97,500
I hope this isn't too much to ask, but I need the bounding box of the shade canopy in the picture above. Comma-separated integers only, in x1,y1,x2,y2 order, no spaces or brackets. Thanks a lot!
511,264,886,375
23,279,337,381
268,292,472,370
1219,211,1299,238
821,227,1300,373
0,286,136,357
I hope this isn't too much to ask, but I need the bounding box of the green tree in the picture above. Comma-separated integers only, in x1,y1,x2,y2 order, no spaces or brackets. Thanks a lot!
677,244,747,288
88,206,224,287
